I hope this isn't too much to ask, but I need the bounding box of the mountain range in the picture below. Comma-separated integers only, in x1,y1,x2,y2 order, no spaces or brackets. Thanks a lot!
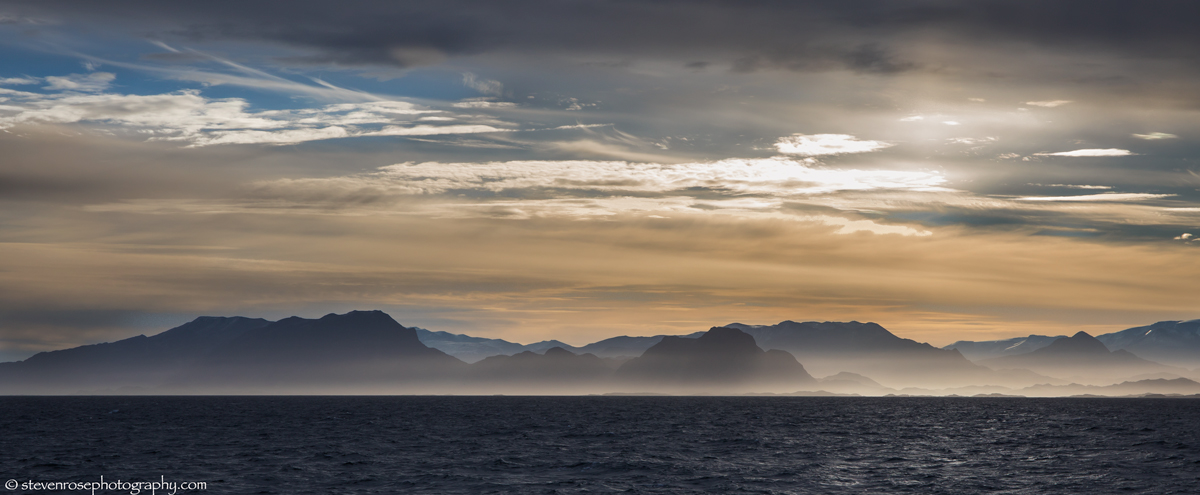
614,327,816,393
2,311,1198,395
723,321,1023,388
944,335,1067,361
415,328,702,363
978,331,1183,384
945,320,1200,368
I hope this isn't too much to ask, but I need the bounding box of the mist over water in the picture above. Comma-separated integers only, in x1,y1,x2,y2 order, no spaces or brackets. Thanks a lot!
3,396,1198,494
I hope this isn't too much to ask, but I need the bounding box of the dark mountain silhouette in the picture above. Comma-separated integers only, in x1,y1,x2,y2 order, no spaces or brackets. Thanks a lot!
1096,320,1200,368
521,340,583,354
943,334,1065,361
466,347,615,392
577,333,704,358
615,327,816,393
176,310,465,392
0,316,270,393
981,331,1179,383
723,321,1024,388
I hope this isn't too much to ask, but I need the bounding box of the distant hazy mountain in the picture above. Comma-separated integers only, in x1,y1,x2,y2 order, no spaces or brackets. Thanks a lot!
467,347,615,393
1017,378,1200,397
615,327,816,393
0,316,270,393
578,333,703,358
942,320,1200,368
1096,320,1200,368
943,335,1066,361
417,328,703,362
415,328,534,363
981,331,1180,384
177,310,465,392
816,372,893,395
723,321,1027,388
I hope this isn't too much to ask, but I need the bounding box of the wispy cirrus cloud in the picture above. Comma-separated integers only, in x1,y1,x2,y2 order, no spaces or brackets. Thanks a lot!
74,49,386,103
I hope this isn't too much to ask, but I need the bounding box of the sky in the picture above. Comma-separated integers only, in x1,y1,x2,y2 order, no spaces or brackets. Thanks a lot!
1,0,1199,361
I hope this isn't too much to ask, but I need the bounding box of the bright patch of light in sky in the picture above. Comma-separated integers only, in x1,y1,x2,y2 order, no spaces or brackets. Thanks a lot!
1133,132,1177,140
774,134,893,156
1025,100,1072,107
263,157,951,198
1015,193,1174,202
1034,149,1133,157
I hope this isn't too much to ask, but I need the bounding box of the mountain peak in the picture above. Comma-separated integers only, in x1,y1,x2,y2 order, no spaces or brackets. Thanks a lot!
615,326,814,389
543,346,575,357
1035,332,1109,356
320,309,395,322
698,326,758,348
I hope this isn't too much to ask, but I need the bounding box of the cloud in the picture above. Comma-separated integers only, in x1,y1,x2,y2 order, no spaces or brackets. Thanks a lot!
1028,184,1112,190
1025,100,1072,107
182,126,354,146
42,72,115,92
774,134,893,156
0,76,39,85
451,98,516,109
258,157,949,198
1034,149,1132,157
1176,233,1193,240
1133,132,1177,140
84,52,385,103
950,137,996,145
0,84,518,146
1015,193,1174,202
366,124,506,137
78,157,949,233
462,73,504,96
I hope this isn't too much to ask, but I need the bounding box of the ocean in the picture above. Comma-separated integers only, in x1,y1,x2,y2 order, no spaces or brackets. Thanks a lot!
2,397,1198,494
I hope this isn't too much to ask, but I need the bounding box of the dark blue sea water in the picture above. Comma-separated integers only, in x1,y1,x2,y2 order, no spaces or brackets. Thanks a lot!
2,397,1198,494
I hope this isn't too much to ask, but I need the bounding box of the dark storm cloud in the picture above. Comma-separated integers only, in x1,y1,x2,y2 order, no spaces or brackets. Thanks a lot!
5,0,1200,73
